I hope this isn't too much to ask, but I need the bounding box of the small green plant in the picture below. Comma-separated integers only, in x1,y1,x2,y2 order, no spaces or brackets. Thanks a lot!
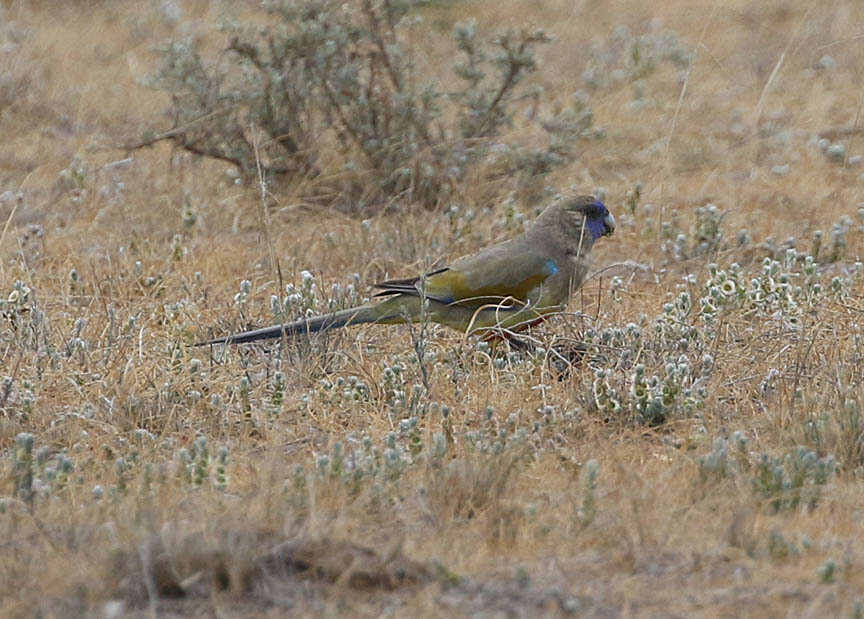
661,203,726,262
698,438,727,481
698,431,749,484
585,316,706,426
13,432,35,506
817,558,838,584
752,447,835,513
767,528,801,561
215,447,229,491
192,435,210,487
578,459,598,527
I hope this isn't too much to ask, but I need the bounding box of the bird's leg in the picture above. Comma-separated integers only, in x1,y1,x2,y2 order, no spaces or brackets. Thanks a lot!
541,340,587,380
479,315,548,346
481,326,588,380
549,340,588,368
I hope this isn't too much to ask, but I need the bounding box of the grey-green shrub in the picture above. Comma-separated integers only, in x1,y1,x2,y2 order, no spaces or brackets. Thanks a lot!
143,0,592,209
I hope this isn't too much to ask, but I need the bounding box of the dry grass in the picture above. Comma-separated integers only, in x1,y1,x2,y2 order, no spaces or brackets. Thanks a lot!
1,0,864,616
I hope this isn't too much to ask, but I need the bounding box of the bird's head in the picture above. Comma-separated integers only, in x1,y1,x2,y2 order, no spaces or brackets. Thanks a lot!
562,195,616,240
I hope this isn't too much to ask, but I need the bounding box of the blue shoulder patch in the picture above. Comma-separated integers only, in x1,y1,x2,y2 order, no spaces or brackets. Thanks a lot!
544,259,559,275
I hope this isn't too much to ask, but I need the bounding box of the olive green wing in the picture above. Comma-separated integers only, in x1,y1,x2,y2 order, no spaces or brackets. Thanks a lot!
374,244,560,308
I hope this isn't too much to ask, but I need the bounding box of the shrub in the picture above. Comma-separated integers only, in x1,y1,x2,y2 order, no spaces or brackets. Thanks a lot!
138,0,595,210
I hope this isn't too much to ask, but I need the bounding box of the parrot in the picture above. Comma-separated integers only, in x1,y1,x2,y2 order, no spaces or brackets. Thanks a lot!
196,194,615,346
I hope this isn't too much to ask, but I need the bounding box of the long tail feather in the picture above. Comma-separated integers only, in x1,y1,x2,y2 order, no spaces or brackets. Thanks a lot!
194,298,411,346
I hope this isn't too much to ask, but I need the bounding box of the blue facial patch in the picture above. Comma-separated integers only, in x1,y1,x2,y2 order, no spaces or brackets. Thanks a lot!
587,216,607,240
584,199,612,240
544,259,559,276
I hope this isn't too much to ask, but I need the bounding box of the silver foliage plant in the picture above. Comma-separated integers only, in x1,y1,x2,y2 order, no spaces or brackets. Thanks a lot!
142,0,598,209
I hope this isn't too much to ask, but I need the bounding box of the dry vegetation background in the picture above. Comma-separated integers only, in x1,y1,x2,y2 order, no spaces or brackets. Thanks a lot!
1,0,864,616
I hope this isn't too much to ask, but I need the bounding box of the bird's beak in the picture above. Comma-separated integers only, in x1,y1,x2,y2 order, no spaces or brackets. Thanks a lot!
603,212,616,236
